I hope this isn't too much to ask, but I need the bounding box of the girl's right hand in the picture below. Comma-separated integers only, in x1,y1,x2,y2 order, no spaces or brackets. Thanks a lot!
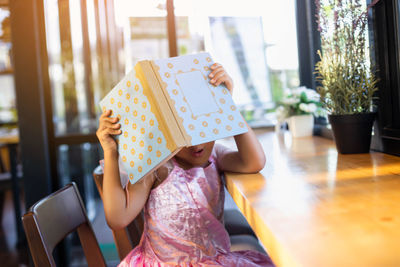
96,110,122,154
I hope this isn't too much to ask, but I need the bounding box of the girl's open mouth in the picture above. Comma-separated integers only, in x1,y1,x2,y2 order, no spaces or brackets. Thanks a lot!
191,148,204,158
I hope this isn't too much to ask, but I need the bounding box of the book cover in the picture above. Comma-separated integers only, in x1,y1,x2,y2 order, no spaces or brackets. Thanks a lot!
99,71,175,185
150,52,248,146
99,52,248,184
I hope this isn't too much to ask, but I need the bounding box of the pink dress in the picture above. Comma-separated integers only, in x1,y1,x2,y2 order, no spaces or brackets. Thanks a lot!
118,155,274,267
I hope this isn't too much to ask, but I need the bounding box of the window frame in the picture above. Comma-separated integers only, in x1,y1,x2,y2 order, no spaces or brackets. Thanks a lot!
371,0,400,156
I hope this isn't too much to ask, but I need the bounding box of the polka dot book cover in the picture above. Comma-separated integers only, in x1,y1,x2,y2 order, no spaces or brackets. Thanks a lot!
99,52,247,184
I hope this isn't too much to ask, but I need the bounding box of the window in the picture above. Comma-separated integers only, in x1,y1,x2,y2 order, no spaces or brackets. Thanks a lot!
0,6,15,124
114,0,169,65
175,0,300,123
118,0,301,124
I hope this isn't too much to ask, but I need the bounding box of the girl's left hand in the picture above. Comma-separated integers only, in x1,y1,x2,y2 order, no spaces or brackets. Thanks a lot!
209,63,234,94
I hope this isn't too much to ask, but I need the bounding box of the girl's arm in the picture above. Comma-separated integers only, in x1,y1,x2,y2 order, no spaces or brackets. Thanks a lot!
216,123,266,173
208,63,266,173
97,110,156,229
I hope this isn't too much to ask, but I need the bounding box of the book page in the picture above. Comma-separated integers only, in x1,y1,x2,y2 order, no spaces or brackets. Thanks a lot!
152,52,248,146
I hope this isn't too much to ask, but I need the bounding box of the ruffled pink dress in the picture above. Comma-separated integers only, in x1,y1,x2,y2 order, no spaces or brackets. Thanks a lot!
118,155,274,267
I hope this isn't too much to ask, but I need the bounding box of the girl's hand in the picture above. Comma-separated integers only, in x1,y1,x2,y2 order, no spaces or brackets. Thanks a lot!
96,110,122,154
209,63,234,94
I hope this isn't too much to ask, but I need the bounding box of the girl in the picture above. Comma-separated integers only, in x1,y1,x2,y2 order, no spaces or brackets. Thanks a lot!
97,63,274,266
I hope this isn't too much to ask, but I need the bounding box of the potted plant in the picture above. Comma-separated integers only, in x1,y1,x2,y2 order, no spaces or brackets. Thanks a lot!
315,0,379,153
276,86,324,138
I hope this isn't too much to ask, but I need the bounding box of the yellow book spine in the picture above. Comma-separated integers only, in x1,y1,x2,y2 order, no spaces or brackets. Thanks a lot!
149,61,192,146
135,61,185,151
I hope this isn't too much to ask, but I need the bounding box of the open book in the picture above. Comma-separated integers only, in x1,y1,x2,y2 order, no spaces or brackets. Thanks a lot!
99,52,248,184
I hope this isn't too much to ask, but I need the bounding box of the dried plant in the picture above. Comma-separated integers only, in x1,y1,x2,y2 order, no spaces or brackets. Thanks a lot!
314,0,379,115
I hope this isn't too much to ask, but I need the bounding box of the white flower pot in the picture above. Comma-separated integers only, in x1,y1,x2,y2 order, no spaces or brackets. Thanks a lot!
288,114,314,138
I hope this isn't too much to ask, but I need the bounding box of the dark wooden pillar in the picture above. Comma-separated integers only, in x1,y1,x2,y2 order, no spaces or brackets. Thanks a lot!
295,0,321,89
9,0,57,208
9,1,64,263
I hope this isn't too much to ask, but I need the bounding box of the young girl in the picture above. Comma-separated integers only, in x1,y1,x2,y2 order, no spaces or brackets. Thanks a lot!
97,63,274,266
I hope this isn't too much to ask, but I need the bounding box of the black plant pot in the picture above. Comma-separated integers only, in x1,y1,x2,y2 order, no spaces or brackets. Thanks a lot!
328,113,376,154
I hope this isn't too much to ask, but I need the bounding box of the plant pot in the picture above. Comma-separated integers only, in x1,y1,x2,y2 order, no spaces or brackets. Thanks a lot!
288,114,314,138
328,113,376,154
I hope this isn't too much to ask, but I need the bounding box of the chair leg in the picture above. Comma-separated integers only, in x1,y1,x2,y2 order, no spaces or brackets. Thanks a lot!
0,146,6,173
22,212,54,267
77,222,106,267
0,146,8,223
0,191,4,223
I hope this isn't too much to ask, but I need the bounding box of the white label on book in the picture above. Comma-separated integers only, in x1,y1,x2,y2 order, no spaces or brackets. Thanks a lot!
176,70,219,116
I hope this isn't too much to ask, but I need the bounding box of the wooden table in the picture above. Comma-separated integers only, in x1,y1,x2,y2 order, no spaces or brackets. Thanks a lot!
220,130,400,267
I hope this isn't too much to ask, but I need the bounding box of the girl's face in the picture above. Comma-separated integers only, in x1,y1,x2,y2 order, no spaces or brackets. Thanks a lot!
174,141,215,169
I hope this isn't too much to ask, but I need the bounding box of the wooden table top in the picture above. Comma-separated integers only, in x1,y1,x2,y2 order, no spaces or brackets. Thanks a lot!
0,130,19,145
220,130,400,267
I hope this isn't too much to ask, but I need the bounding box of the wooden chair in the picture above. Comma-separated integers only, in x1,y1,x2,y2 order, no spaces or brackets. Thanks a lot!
22,182,106,267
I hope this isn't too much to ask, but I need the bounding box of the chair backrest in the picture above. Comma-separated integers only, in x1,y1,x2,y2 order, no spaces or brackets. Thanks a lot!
92,166,144,260
22,182,106,267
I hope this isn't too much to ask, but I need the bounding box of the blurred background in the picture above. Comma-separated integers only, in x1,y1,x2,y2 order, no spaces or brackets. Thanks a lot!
0,0,319,266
